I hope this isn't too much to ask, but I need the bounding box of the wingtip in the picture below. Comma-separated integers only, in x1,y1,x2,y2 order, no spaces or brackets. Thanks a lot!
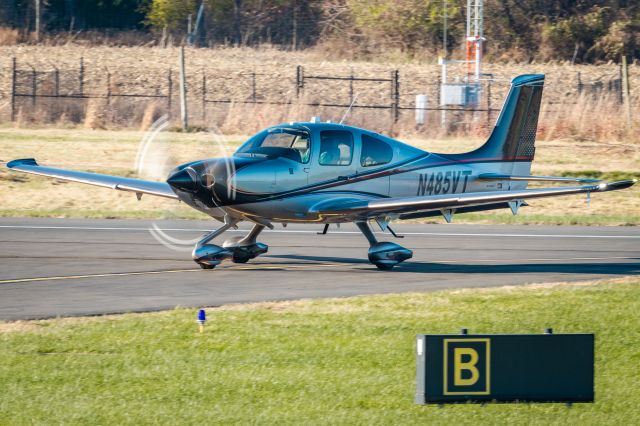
601,180,636,191
6,158,38,169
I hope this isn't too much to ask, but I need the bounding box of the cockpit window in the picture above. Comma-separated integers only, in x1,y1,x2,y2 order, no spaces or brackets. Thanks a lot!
360,134,393,167
236,128,311,163
319,130,353,166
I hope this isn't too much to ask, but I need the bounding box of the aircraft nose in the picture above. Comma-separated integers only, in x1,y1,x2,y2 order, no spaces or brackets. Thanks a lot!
167,167,197,192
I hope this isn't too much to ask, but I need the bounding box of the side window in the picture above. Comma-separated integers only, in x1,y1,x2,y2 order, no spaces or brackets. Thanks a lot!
319,130,354,166
360,134,393,167
291,135,311,163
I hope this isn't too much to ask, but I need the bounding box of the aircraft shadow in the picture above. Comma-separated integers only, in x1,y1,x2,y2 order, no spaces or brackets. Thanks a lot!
264,254,369,264
266,254,640,275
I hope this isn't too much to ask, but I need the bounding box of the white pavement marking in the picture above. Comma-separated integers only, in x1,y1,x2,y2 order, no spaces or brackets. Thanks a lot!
1,256,635,285
0,224,638,239
433,256,636,263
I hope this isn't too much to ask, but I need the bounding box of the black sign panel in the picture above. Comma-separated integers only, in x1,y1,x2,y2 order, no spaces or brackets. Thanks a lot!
415,334,594,404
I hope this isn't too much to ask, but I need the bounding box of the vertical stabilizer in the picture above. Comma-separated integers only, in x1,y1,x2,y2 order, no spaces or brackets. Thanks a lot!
459,74,544,162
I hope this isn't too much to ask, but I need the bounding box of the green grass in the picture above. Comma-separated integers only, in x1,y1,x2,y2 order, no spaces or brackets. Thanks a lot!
2,278,640,425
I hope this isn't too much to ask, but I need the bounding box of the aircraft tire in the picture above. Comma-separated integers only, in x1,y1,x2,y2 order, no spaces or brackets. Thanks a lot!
199,263,216,270
374,263,394,271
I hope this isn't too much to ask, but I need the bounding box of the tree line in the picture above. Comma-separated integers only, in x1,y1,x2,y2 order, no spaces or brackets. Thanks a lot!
1,0,638,63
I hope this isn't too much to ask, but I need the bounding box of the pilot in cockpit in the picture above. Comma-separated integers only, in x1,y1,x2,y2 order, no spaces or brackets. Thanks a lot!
319,131,352,165
319,143,340,165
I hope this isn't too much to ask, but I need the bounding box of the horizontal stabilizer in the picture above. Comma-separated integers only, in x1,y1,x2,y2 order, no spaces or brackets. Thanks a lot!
6,158,178,199
478,173,601,183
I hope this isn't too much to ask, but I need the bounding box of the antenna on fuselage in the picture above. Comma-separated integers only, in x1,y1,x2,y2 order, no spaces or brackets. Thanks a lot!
339,94,358,125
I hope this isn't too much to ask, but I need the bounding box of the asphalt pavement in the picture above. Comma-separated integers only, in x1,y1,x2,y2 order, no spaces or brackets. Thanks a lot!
0,218,638,320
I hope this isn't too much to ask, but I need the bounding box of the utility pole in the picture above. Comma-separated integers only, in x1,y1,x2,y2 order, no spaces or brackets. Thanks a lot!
233,0,241,45
443,0,447,58
179,46,188,130
34,0,40,42
190,1,206,47
622,56,632,128
292,0,298,50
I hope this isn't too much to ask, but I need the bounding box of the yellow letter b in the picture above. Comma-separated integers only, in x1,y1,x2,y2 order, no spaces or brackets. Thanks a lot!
454,347,479,386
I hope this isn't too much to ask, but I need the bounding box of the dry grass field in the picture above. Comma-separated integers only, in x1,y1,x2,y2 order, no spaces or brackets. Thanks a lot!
1,46,636,102
1,127,638,225
0,46,637,141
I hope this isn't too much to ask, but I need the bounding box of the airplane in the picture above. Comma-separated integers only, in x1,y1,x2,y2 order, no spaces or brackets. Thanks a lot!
6,74,636,270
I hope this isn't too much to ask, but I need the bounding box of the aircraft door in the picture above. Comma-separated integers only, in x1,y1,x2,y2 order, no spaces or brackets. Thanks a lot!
273,131,310,190
356,133,392,196
307,130,359,187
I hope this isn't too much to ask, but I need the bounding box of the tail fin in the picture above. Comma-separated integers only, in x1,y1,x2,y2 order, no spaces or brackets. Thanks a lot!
460,74,544,162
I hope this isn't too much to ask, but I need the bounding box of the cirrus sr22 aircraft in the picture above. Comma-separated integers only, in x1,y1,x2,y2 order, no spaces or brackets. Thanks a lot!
7,74,636,270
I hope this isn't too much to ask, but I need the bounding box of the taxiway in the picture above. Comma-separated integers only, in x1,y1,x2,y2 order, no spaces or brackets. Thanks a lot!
0,218,638,320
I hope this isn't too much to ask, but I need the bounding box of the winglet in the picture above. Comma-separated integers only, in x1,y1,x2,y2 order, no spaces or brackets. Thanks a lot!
7,158,38,168
511,74,545,86
600,180,636,192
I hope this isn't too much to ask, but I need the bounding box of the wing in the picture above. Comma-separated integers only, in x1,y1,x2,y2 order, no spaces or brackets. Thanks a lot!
6,158,178,200
311,180,636,219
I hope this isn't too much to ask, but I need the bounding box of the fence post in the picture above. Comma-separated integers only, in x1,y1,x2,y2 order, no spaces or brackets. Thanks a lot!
179,46,188,130
486,79,491,124
31,66,36,106
576,71,582,94
622,56,632,128
349,70,354,104
618,62,624,104
296,65,303,98
106,71,111,105
202,68,206,123
54,66,60,97
79,57,84,96
167,69,172,115
391,69,400,123
10,57,16,121
251,71,257,102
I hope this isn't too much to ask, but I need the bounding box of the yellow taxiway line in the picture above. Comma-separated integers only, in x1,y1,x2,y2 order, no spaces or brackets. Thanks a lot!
0,263,343,284
0,269,202,284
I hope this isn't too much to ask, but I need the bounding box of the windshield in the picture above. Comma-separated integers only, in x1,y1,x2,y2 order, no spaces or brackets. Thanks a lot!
236,128,311,163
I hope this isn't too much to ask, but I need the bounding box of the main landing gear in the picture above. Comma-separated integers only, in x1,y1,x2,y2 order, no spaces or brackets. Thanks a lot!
355,221,412,270
193,223,268,269
193,220,409,271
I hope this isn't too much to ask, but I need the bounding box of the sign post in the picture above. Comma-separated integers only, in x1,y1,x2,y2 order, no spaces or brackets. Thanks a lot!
415,331,594,404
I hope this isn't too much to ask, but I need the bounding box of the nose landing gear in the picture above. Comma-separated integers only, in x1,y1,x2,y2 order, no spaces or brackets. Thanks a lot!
192,222,235,269
193,221,268,269
222,224,268,263
356,221,412,270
